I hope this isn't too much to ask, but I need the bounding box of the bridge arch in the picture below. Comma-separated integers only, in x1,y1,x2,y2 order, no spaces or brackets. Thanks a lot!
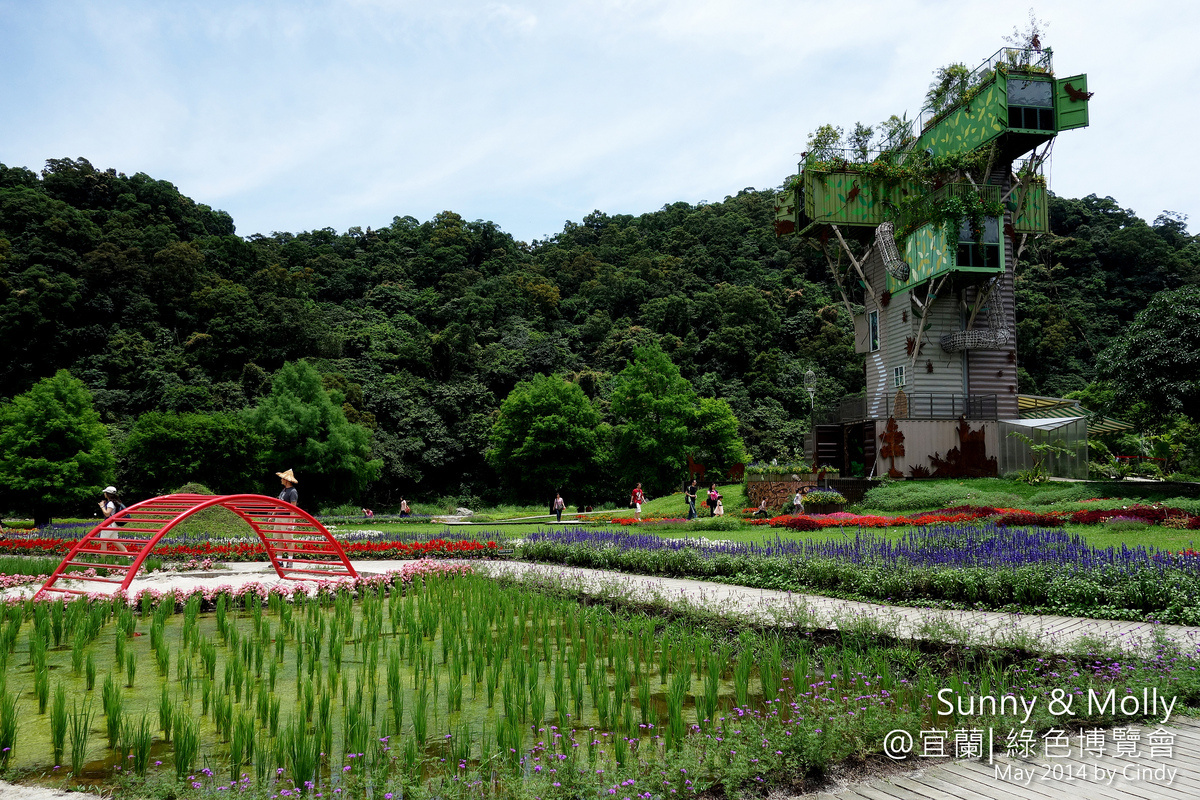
37,493,358,599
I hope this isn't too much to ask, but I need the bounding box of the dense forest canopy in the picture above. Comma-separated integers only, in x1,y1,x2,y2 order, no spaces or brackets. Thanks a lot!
1,157,1198,514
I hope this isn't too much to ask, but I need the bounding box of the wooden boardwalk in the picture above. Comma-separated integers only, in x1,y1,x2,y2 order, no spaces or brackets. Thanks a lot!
814,716,1200,800
473,561,1200,655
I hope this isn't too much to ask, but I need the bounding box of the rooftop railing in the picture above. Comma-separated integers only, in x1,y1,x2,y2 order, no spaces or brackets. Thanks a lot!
820,393,999,424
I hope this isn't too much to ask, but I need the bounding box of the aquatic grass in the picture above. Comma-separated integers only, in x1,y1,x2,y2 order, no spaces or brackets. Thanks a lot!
67,699,92,776
173,712,198,781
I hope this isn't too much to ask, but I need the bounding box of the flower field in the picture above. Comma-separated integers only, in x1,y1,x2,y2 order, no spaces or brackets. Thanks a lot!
520,523,1200,623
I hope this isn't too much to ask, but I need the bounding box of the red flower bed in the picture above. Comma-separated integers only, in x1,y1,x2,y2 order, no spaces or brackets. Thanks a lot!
994,511,1062,527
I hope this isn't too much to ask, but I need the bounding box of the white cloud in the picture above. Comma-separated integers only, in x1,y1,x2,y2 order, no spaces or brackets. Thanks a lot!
0,0,1197,240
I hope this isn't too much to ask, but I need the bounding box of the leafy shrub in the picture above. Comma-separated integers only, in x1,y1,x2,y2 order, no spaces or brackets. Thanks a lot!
170,482,249,540
805,490,846,504
783,517,822,531
1026,486,1095,506
861,482,979,512
688,517,743,532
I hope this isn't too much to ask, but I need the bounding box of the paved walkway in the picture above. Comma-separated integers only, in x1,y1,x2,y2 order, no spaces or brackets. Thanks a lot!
813,716,1200,800
469,561,1200,656
11,559,1200,657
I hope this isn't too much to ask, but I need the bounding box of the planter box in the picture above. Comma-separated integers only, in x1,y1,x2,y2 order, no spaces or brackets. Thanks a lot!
804,503,846,515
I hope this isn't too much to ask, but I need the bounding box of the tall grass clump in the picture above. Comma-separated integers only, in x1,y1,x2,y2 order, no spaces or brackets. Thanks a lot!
68,700,93,776
50,682,67,765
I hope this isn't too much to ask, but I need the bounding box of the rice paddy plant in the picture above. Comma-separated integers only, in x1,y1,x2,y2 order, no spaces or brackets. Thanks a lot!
215,694,232,741
71,627,87,674
67,700,92,776
50,682,67,765
85,653,96,691
156,640,170,676
159,685,174,743
284,714,319,790
761,637,783,708
529,673,545,727
317,690,333,748
230,710,254,783
174,713,198,781
50,601,64,647
303,678,315,723
254,738,271,786
613,729,628,767
125,651,137,688
343,701,368,770
733,646,752,707
0,686,18,769
33,658,50,715
126,713,153,777
269,696,281,737
102,674,122,748
666,670,689,750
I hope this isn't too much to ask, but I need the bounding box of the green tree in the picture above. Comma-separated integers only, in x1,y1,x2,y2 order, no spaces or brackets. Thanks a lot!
692,397,748,478
1098,286,1200,422
119,412,268,499
487,374,604,502
0,370,114,526
244,361,382,508
610,344,698,495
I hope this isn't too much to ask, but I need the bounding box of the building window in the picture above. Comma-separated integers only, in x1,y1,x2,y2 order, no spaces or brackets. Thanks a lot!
1008,79,1055,130
893,365,906,388
867,310,880,352
957,216,1001,268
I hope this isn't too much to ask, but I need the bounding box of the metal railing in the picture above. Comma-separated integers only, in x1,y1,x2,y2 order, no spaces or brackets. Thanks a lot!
918,47,1054,131
820,393,999,423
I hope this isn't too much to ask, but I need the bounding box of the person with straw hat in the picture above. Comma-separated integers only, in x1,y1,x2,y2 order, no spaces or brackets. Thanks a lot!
275,469,299,568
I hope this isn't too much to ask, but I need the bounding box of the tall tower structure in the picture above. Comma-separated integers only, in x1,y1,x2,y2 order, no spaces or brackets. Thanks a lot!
775,46,1091,477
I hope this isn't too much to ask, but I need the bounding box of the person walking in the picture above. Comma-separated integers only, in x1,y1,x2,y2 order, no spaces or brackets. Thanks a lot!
793,489,804,516
553,492,566,522
97,486,129,553
686,479,698,520
275,469,299,568
630,483,646,521
400,498,410,517
706,483,721,517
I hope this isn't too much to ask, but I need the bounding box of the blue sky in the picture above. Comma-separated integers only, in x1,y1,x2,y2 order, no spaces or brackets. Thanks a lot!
2,1,1196,242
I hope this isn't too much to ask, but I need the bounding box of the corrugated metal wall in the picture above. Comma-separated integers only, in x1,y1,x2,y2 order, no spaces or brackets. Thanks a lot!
965,167,1020,417
889,419,1001,476
913,295,967,396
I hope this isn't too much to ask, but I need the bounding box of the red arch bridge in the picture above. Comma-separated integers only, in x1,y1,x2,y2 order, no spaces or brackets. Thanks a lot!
36,493,358,600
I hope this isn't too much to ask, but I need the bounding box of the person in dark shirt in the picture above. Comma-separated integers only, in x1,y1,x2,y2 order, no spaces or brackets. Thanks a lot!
275,469,299,568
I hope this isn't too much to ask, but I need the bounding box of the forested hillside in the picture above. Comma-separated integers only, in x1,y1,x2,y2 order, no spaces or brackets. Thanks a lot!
1,157,1197,511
